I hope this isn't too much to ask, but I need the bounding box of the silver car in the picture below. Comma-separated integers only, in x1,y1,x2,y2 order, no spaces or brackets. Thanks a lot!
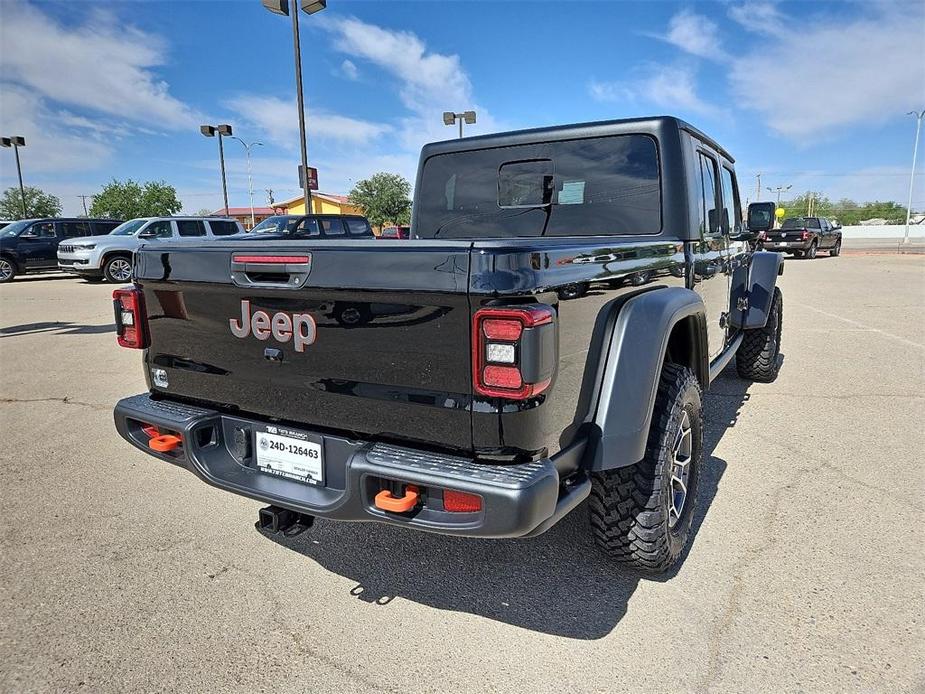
57,217,244,282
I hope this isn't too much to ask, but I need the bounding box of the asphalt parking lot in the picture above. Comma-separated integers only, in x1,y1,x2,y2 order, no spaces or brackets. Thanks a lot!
1,255,923,693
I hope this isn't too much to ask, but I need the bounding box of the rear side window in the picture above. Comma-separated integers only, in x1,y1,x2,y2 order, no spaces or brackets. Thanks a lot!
92,221,120,235
720,166,741,235
319,218,345,236
345,218,372,236
416,134,661,238
177,220,206,237
60,221,92,238
294,218,320,236
208,220,240,236
697,153,722,238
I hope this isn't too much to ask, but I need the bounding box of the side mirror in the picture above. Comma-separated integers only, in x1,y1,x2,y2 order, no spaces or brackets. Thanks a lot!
138,229,158,239
730,229,758,242
747,202,776,233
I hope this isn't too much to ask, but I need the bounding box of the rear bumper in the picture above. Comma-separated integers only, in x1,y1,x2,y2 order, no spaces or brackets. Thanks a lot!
113,393,589,538
763,240,810,251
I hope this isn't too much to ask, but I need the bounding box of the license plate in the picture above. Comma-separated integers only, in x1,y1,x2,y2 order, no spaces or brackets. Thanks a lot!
255,425,324,485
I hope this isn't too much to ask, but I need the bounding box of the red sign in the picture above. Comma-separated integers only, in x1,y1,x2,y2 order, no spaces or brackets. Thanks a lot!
298,165,319,191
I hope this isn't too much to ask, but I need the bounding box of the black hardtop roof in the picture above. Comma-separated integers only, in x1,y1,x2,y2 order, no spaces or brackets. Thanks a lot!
26,217,121,222
420,115,734,163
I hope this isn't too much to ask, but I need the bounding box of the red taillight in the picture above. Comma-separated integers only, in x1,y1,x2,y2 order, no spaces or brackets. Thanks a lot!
443,489,483,513
113,287,148,349
472,305,555,399
801,230,810,240
232,255,310,264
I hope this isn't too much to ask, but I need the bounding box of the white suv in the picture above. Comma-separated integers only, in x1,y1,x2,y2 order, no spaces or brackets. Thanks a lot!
58,217,244,282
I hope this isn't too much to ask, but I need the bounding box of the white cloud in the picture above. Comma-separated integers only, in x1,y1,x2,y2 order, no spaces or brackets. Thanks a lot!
589,65,719,119
340,59,359,81
728,1,785,34
728,5,925,139
225,95,391,148
0,1,198,130
662,10,725,60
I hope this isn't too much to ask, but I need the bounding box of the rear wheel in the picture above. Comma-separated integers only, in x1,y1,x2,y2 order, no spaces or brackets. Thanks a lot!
830,239,841,257
0,257,16,283
806,241,818,259
736,287,782,382
103,255,132,283
589,363,703,573
558,282,588,301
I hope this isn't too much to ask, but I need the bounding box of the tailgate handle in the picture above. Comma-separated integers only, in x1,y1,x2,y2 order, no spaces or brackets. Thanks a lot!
231,254,312,289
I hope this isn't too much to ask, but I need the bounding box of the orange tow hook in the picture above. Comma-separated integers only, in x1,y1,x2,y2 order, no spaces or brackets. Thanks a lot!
374,484,420,513
148,433,183,453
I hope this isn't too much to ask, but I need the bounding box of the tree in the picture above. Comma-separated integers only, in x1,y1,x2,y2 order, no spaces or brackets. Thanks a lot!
348,172,412,229
0,186,62,219
89,179,182,220
779,191,907,225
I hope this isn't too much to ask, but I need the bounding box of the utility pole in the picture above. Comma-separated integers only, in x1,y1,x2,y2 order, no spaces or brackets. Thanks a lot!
266,188,275,208
904,110,924,244
229,137,263,228
755,172,762,202
78,195,91,216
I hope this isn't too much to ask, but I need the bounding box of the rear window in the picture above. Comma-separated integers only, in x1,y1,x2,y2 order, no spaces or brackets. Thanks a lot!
92,221,121,234
415,134,661,238
177,220,206,237
208,220,240,236
782,217,819,229
60,221,92,238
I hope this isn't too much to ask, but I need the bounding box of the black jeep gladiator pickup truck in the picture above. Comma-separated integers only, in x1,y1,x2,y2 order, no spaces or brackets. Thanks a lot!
113,116,783,573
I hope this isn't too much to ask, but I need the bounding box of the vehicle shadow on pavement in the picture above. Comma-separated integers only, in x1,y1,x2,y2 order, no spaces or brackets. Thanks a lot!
264,368,758,639
0,321,115,338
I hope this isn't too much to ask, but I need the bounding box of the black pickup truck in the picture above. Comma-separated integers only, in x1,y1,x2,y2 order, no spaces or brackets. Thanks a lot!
113,116,784,573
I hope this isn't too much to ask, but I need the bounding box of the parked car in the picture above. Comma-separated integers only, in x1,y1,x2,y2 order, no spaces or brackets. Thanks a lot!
57,217,244,283
247,214,374,240
113,116,785,575
379,225,411,239
763,216,842,258
0,217,122,283
0,220,14,231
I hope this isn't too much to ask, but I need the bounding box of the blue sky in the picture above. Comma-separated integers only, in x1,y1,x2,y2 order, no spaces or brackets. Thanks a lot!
1,0,923,216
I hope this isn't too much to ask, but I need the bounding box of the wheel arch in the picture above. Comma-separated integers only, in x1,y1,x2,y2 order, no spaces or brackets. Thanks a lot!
586,286,708,471
0,251,21,272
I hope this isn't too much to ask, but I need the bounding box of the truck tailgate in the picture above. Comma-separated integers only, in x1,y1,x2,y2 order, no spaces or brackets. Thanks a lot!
134,240,474,452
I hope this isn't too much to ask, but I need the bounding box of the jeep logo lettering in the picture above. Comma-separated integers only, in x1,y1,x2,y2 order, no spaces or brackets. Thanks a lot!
230,300,316,352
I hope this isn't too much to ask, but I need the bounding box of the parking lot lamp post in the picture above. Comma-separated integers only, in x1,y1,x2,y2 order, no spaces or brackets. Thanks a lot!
200,124,233,213
229,137,264,228
262,0,326,214
443,111,476,139
767,184,791,206
1,136,28,218
904,110,925,244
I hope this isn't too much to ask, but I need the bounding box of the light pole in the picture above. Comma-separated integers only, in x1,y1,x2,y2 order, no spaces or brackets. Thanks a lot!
200,124,233,213
1,136,28,218
229,137,264,228
262,0,327,214
767,184,792,205
904,110,924,244
443,111,476,138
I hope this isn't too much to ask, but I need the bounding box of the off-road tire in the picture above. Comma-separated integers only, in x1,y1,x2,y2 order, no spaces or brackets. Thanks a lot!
736,287,782,382
806,241,818,259
829,239,841,257
0,256,16,283
103,255,133,283
589,363,703,573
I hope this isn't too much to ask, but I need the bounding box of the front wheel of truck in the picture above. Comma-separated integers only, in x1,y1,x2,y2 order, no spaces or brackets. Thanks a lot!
589,363,703,573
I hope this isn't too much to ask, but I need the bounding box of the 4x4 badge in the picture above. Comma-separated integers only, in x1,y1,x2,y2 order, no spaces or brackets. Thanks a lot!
229,300,317,352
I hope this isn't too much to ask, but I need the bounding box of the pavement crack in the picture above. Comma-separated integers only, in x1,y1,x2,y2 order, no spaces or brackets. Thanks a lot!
0,396,109,412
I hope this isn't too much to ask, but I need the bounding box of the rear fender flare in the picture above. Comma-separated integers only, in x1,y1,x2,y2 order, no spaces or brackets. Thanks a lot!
588,287,708,471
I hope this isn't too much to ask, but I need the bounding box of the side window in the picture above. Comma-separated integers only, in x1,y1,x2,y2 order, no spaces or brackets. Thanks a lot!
697,153,721,238
319,218,346,236
345,218,372,236
208,220,240,236
27,222,57,238
145,221,173,238
61,221,91,238
720,166,741,235
295,218,320,236
176,220,206,237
